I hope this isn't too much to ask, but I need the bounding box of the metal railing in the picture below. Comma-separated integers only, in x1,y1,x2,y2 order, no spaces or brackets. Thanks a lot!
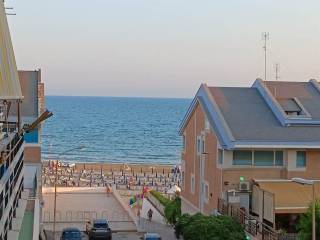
217,198,298,240
0,132,24,181
42,210,132,223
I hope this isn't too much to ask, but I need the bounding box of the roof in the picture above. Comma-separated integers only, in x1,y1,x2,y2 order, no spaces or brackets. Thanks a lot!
266,81,320,119
62,227,81,232
0,0,22,100
145,233,161,237
254,180,320,214
179,79,320,149
93,219,108,224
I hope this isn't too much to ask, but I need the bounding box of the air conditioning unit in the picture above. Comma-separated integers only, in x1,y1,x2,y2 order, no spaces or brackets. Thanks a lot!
239,182,250,192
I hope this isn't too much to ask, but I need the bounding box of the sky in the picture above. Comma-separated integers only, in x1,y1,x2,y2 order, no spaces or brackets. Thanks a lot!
6,0,320,98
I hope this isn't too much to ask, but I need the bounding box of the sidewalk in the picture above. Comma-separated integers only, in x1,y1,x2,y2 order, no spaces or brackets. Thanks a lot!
139,218,176,240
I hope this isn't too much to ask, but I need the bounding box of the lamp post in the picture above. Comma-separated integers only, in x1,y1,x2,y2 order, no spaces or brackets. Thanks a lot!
53,145,85,239
292,177,316,240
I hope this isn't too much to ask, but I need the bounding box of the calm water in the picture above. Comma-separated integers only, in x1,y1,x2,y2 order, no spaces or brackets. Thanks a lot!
42,96,190,164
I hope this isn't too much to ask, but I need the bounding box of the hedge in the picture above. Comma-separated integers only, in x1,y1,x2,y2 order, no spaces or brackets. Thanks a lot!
149,190,170,206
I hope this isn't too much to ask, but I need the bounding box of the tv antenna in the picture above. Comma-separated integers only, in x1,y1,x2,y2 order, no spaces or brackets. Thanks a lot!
5,7,16,15
274,63,280,81
262,32,269,81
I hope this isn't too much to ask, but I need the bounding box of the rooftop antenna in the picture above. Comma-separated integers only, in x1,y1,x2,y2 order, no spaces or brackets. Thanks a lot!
5,6,16,15
275,63,280,81
262,32,269,81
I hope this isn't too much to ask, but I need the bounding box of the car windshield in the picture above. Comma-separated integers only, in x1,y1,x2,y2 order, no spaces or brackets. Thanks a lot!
94,222,108,228
63,231,81,237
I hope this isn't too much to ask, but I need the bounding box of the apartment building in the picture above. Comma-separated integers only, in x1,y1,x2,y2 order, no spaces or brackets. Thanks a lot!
179,79,320,229
0,1,45,239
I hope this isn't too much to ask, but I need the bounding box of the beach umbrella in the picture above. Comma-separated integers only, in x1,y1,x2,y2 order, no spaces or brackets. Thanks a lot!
167,185,181,194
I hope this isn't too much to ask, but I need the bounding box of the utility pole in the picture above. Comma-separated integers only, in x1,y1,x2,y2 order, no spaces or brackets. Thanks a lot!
262,32,269,81
275,63,280,81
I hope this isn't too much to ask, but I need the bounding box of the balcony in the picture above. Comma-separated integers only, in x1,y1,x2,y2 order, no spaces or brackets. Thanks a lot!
0,132,24,182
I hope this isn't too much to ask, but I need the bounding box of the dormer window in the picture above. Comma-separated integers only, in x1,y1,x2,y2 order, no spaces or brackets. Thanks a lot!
277,98,308,117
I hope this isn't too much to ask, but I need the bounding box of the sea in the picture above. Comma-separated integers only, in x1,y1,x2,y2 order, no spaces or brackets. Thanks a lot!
41,96,191,165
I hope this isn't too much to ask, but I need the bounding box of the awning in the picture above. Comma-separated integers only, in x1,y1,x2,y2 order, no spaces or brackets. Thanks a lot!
0,1,22,100
255,180,320,214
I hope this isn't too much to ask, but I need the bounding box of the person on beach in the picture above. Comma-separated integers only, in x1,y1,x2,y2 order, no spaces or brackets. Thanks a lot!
137,208,141,225
147,208,153,222
106,184,112,196
106,185,110,196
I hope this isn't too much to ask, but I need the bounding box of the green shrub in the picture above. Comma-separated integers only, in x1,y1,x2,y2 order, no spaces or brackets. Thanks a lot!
175,213,246,240
174,214,191,239
149,190,170,206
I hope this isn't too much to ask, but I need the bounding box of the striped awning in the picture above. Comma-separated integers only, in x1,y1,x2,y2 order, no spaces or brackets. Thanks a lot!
0,1,22,100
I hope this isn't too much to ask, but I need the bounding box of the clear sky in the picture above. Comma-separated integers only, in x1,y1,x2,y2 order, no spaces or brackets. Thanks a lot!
6,0,320,98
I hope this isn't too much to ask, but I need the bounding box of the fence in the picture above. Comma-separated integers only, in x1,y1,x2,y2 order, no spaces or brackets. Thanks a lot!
42,210,132,223
217,198,298,240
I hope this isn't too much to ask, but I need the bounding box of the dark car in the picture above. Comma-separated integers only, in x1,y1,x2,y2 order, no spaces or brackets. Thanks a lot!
60,227,82,240
140,233,162,240
89,219,112,240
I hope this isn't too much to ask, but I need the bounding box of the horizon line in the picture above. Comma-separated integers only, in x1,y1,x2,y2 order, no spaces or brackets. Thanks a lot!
45,94,192,100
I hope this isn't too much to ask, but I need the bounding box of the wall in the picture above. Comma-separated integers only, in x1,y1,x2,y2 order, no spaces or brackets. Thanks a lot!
286,150,320,179
181,102,222,215
11,71,39,117
24,145,41,163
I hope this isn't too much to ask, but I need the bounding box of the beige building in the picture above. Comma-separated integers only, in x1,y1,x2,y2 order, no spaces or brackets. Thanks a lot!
179,79,320,230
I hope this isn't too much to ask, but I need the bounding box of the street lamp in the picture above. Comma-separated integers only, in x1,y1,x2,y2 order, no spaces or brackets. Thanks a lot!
53,145,85,239
292,177,316,240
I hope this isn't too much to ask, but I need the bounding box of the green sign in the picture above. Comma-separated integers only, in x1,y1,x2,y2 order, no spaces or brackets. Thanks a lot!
240,176,245,182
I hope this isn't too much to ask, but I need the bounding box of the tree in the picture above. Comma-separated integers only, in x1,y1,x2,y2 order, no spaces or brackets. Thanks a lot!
298,200,320,240
164,197,181,225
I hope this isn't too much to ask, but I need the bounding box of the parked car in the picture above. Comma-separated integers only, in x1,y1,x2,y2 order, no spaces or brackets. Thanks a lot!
140,233,162,240
88,219,112,240
60,227,82,240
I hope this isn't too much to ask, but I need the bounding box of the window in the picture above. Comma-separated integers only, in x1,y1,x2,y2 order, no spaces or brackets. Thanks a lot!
182,134,186,152
204,182,209,202
205,117,210,131
233,150,252,165
275,151,284,166
197,136,204,155
218,149,223,165
181,171,185,189
233,150,284,166
191,174,195,194
196,136,201,155
254,151,274,166
277,98,305,117
201,139,205,154
296,151,306,168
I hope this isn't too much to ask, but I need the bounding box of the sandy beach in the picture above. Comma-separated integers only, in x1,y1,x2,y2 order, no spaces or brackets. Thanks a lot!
42,160,176,174
42,160,181,194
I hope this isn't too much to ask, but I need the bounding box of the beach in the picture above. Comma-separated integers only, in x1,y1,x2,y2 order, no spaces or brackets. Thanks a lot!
42,160,181,193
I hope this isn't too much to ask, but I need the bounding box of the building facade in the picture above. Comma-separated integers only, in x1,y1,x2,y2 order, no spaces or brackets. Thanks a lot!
180,79,320,229
0,1,45,239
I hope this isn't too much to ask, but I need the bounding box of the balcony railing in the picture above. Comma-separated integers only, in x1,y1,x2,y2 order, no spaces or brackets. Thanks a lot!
217,198,298,240
0,132,24,182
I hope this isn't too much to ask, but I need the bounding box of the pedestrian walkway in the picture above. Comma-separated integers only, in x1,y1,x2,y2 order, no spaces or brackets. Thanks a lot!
42,187,136,233
139,218,176,240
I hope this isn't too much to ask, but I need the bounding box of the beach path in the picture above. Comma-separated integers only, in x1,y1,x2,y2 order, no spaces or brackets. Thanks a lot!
41,187,136,235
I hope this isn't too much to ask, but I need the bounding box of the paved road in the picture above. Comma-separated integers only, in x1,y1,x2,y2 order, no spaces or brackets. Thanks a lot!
139,218,176,240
